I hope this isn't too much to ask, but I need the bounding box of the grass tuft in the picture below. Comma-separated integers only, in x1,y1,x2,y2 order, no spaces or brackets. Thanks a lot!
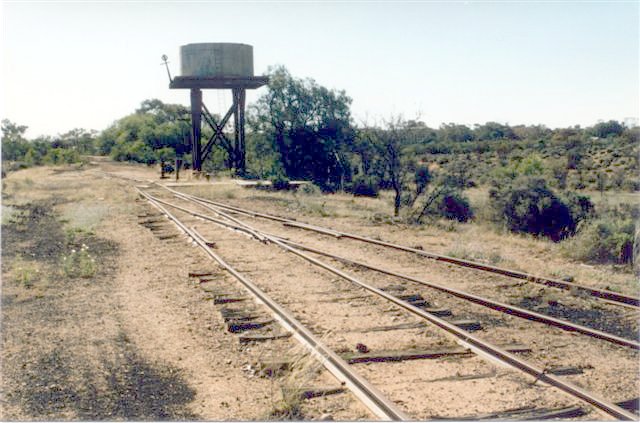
11,256,39,288
61,244,97,279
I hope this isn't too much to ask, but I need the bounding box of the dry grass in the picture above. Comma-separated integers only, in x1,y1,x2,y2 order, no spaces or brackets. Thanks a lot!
99,161,637,296
262,345,323,420
10,256,42,288
194,181,636,295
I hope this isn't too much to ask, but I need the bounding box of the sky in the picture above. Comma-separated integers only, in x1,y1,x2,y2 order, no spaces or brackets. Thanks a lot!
1,1,639,138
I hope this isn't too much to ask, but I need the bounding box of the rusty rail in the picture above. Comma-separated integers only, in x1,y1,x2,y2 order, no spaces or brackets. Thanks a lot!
166,189,639,309
136,188,410,421
158,189,640,349
144,190,637,420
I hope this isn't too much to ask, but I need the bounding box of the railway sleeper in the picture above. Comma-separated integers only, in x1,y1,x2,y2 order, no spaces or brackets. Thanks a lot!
212,296,251,304
281,386,347,400
341,343,530,364
219,306,259,317
238,333,292,344
226,318,274,333
156,233,179,240
545,365,590,376
381,285,407,292
138,219,165,226
189,270,214,277
445,398,637,420
434,404,586,420
396,294,426,303
447,319,483,331
142,222,167,229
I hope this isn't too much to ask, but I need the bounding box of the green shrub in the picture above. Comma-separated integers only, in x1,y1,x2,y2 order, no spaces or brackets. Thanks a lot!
349,176,379,197
563,192,594,224
489,176,579,241
563,218,635,264
298,182,322,196
436,192,474,222
270,174,291,191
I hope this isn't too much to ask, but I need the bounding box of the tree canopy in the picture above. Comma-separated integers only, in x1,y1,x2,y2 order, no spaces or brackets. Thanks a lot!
248,66,355,190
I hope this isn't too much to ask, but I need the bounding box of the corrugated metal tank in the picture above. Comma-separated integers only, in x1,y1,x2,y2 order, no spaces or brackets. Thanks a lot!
180,43,254,78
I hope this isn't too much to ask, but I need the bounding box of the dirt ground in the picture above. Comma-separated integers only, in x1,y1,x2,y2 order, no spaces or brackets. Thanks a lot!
1,160,638,420
1,163,371,420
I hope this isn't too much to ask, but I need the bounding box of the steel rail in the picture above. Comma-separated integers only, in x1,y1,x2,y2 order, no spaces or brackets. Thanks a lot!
270,238,640,349
156,190,640,349
165,189,639,309
135,188,410,421
145,190,637,420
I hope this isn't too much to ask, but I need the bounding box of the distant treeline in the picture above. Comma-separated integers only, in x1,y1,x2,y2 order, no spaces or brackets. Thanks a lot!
2,66,637,264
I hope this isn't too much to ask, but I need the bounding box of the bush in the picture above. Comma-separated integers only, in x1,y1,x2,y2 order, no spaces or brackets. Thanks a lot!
349,176,379,197
436,192,474,222
563,192,594,224
489,176,578,241
298,182,322,196
270,174,291,191
563,218,635,265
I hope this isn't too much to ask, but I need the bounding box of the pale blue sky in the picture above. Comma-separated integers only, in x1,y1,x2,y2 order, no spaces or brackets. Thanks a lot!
2,1,638,138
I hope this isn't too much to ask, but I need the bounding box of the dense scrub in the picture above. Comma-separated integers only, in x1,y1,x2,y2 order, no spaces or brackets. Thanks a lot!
1,120,89,175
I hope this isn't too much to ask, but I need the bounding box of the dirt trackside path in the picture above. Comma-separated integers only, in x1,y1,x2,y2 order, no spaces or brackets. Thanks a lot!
1,166,277,420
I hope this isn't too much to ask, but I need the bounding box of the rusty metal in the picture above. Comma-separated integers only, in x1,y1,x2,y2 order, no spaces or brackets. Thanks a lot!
260,242,637,420
136,188,410,421
174,192,639,309
144,190,637,420
271,238,640,350
156,186,639,348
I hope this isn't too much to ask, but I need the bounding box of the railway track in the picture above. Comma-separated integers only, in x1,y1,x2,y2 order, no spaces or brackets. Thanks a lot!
146,185,639,349
98,170,639,419
124,179,638,420
160,185,640,309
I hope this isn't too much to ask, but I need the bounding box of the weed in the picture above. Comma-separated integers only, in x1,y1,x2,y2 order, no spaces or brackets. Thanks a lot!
62,243,97,279
298,183,322,196
266,345,324,420
12,256,39,288
294,197,332,217
446,245,503,265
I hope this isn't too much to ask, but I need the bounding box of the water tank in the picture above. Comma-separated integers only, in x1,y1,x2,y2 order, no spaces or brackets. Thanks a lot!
180,43,254,78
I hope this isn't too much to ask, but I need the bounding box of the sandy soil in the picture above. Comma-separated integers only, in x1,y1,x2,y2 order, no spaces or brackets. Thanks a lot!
1,164,370,420
4,160,637,421
137,178,635,419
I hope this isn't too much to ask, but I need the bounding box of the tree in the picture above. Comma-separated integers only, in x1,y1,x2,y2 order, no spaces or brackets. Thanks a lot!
438,123,475,143
380,118,406,216
100,99,191,165
474,122,517,141
589,120,625,138
511,124,551,140
59,128,98,154
1,119,29,161
371,117,432,216
248,66,355,190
